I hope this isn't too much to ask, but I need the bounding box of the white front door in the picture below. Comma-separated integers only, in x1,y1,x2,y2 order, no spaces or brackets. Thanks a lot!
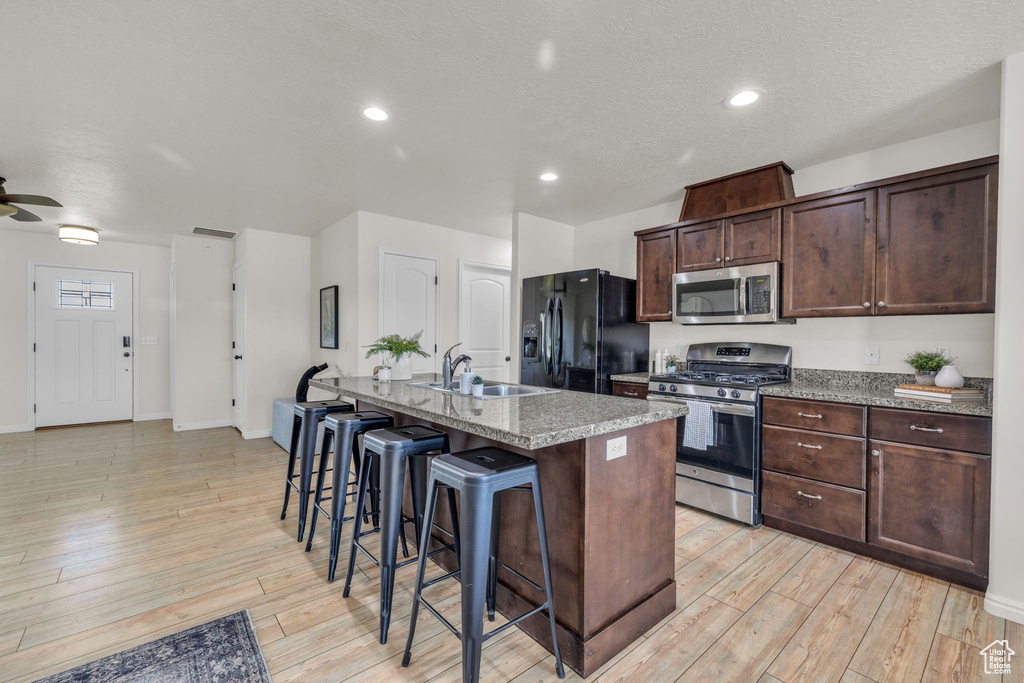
459,261,511,382
34,266,134,427
381,251,438,374
232,262,244,429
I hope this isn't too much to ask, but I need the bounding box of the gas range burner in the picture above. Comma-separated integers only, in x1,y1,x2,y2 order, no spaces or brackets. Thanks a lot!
648,342,792,404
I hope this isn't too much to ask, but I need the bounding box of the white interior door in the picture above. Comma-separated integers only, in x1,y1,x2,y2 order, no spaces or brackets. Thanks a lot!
232,262,244,428
35,266,134,427
459,261,511,382
381,251,438,374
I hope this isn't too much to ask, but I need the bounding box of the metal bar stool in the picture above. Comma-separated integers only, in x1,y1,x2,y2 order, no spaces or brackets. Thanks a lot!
402,447,564,683
342,425,461,643
304,411,396,582
279,400,353,542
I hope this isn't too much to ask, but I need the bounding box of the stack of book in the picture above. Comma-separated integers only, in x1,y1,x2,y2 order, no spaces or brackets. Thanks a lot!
894,384,984,404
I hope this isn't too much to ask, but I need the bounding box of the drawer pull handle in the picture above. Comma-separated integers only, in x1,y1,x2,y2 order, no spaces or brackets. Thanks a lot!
797,442,822,450
797,412,823,419
797,490,822,500
624,391,638,397
910,425,943,433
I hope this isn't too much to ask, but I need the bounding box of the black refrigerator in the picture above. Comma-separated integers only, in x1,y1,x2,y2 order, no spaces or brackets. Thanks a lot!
520,269,649,394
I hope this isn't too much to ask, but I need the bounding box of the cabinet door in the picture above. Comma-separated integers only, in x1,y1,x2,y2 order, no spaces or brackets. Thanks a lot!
675,220,724,272
876,165,998,315
636,230,675,322
868,440,990,575
724,208,781,267
611,382,649,400
782,191,876,317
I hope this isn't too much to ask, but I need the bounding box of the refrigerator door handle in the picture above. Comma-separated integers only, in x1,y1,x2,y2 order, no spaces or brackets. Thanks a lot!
544,297,554,375
552,297,564,382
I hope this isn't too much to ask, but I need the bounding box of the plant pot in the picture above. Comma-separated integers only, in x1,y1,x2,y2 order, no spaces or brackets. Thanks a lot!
391,355,413,381
935,364,965,388
472,383,484,397
377,366,392,383
914,370,939,386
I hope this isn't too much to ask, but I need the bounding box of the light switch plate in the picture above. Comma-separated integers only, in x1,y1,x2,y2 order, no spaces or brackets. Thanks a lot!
606,435,627,460
864,346,879,365
142,337,158,345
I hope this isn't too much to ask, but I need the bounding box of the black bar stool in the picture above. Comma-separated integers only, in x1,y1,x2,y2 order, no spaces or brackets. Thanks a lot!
304,411,395,582
342,425,461,643
402,447,564,683
279,400,353,542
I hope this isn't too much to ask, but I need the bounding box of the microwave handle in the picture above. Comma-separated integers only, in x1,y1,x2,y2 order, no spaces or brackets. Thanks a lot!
738,276,749,316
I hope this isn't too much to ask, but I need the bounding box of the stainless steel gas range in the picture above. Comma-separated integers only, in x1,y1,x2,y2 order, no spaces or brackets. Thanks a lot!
647,342,792,525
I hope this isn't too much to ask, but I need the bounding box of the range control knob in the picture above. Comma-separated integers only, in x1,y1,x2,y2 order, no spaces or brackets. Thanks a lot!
669,385,678,392
717,388,727,397
658,384,666,391
731,389,742,399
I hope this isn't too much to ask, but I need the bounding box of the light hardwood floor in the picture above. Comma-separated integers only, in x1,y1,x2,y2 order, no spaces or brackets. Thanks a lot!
0,420,1018,682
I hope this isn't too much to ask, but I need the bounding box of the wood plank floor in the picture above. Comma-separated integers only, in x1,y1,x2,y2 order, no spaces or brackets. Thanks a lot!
0,420,1016,682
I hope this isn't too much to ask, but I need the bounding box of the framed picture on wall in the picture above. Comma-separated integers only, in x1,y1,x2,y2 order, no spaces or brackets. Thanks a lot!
320,286,338,349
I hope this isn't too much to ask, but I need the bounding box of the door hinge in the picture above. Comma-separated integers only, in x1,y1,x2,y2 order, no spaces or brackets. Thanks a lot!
232,283,236,291
232,399,235,407
435,276,438,285
232,341,235,349
33,343,36,352
33,404,36,413
434,344,438,353
32,281,36,292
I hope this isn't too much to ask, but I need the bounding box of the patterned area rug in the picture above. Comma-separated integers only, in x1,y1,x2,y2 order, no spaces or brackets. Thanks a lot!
31,611,272,683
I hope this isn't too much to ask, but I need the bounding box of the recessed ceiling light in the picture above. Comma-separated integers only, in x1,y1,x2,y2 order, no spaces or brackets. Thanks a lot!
59,225,100,245
362,106,390,121
725,89,764,108
539,172,559,181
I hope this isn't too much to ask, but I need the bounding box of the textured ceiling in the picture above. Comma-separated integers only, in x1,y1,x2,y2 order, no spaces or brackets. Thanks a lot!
1,0,1022,245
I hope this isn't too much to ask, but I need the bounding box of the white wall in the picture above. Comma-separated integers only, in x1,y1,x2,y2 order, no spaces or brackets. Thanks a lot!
0,229,171,431
235,229,312,437
986,54,1024,626
571,121,1001,377
170,235,233,430
310,212,359,375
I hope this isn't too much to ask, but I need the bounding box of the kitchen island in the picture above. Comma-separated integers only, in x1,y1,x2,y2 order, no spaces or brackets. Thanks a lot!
309,374,686,677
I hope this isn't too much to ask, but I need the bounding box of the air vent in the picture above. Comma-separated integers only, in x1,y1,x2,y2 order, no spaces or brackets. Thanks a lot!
192,226,237,239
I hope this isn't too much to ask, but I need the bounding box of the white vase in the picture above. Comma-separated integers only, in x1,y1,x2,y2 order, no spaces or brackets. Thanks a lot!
472,383,484,397
391,355,413,381
935,364,965,388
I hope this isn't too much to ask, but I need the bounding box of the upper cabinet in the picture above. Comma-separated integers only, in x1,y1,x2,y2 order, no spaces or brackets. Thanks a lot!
724,208,782,267
676,219,723,271
636,230,675,322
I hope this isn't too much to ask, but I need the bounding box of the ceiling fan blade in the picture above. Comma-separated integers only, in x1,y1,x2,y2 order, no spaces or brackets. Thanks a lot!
0,194,62,207
8,205,43,222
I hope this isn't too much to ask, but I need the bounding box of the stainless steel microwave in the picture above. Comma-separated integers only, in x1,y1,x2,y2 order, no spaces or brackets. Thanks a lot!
671,262,792,325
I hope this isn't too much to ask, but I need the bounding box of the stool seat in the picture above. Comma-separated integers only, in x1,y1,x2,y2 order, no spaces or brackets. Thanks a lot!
430,448,537,487
363,425,449,453
293,399,352,417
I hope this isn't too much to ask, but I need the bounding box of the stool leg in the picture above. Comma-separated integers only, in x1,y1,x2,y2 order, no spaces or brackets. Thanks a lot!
343,450,374,598
531,478,565,679
327,429,356,581
402,476,440,669
408,455,431,549
280,414,302,520
306,426,335,552
486,490,502,621
458,485,493,683
368,457,382,530
447,486,461,568
377,450,409,644
296,416,320,542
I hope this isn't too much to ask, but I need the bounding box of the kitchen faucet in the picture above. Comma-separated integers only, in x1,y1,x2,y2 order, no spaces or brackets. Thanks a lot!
441,343,472,391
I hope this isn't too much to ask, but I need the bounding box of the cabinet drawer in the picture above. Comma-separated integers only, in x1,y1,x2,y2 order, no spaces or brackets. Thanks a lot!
762,471,866,542
869,408,991,454
762,425,866,489
762,397,866,436
612,383,649,400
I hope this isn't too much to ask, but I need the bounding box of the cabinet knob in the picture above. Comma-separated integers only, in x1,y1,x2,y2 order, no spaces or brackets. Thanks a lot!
862,302,871,308
724,256,732,262
716,257,722,262
871,449,881,456
877,301,886,307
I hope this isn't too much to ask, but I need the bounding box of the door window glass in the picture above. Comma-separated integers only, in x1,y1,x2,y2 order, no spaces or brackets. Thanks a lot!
57,279,115,309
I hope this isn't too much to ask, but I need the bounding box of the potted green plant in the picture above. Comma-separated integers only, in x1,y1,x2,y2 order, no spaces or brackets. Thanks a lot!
664,354,680,373
471,374,485,397
364,331,430,381
904,350,954,386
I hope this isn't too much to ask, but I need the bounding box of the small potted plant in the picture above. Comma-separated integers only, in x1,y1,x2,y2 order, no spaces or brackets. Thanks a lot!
363,331,430,381
904,350,954,386
471,374,485,397
664,354,680,373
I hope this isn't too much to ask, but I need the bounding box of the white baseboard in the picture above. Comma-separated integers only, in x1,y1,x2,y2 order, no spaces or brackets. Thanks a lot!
985,592,1024,626
0,424,32,434
173,419,234,432
135,413,172,422
240,428,273,440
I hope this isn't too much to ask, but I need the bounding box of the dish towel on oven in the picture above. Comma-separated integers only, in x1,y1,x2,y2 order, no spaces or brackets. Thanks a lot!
683,401,714,450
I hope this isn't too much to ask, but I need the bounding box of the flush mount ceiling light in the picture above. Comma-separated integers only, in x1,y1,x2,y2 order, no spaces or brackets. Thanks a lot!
362,106,390,121
539,172,559,181
724,89,764,108
59,225,99,245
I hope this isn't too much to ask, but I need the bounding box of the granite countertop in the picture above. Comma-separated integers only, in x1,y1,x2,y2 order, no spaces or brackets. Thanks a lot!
760,369,993,418
308,374,686,450
609,373,651,385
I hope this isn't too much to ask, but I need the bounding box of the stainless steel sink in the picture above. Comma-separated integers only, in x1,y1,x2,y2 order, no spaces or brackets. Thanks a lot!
409,380,559,399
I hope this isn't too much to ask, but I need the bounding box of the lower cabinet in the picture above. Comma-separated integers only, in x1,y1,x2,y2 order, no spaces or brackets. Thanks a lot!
611,382,649,400
760,396,991,588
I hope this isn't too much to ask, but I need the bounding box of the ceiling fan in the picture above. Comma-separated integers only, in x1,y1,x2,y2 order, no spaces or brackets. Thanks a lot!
0,177,63,221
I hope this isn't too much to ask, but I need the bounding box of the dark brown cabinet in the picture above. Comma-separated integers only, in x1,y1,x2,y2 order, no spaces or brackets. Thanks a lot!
724,208,782,267
611,382,649,400
875,164,998,315
676,219,722,271
636,230,675,322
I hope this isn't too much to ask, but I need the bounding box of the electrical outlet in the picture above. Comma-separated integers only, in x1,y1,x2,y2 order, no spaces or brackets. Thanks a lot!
606,435,627,461
864,346,880,365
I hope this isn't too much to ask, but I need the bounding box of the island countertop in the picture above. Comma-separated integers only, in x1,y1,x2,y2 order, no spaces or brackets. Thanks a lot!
308,374,686,450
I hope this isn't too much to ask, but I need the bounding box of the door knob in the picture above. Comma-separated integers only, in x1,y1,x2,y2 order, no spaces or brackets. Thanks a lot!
123,352,130,357
234,355,243,360
505,356,511,361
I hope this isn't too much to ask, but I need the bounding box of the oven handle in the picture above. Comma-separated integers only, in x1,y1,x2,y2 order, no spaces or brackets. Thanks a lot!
646,395,756,417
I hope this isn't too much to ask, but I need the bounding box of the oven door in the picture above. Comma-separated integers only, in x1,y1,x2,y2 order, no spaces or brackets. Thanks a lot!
671,262,780,324
648,394,757,491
